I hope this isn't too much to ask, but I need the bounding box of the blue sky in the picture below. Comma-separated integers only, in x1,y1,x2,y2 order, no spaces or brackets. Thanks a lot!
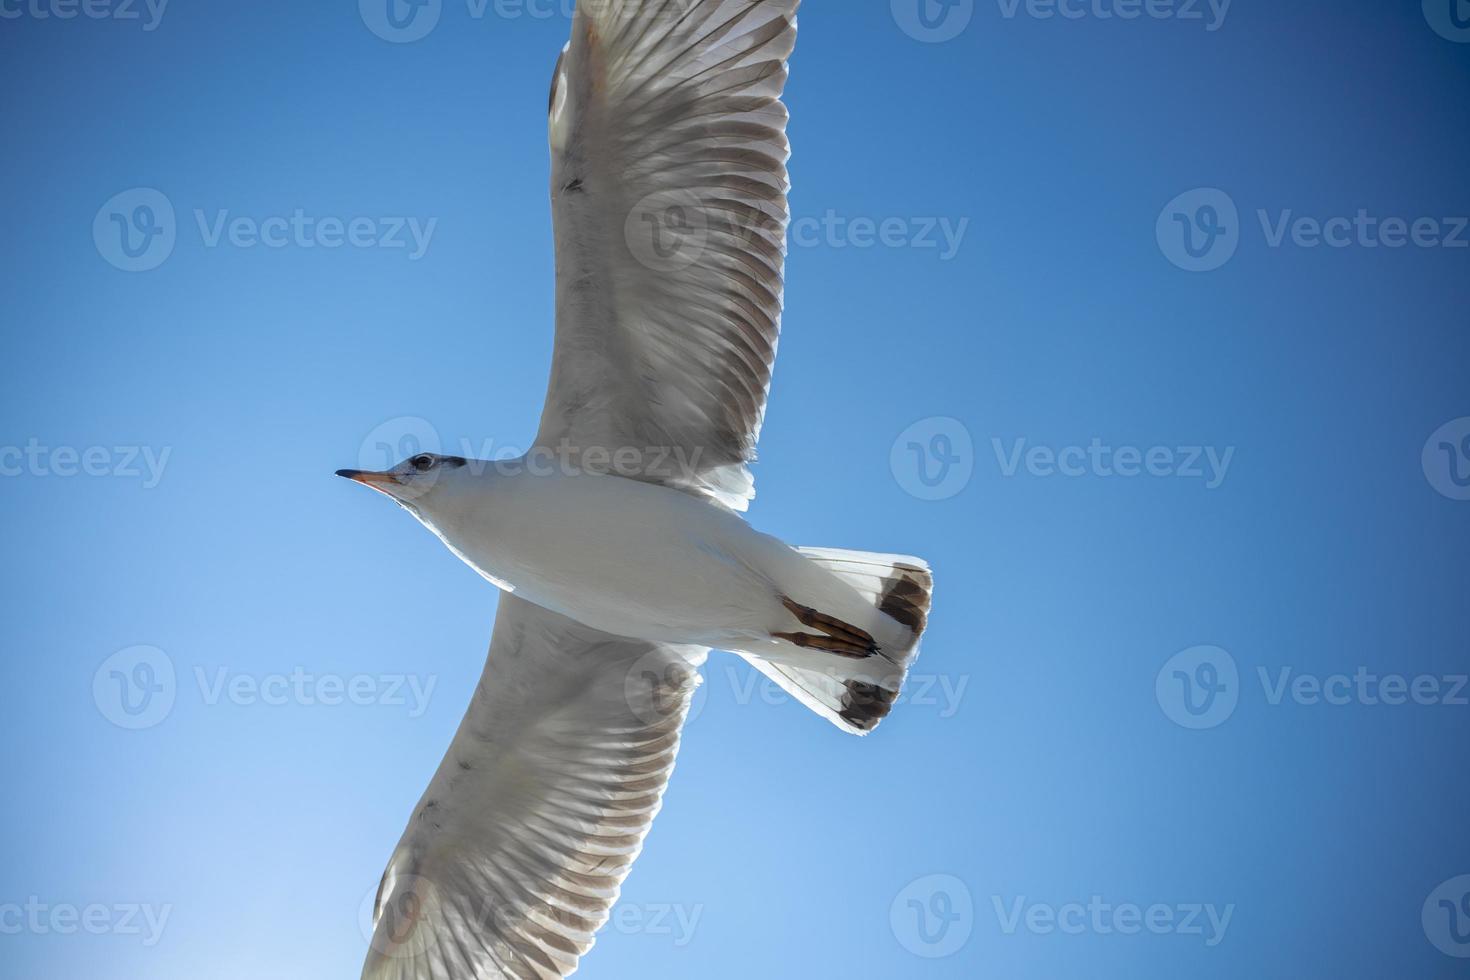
3,1,1469,978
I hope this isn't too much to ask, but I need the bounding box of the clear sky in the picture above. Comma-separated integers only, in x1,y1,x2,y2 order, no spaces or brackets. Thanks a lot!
3,1,1469,978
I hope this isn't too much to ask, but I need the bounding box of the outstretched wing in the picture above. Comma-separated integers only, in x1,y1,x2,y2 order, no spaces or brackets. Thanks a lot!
539,0,800,511
362,596,707,980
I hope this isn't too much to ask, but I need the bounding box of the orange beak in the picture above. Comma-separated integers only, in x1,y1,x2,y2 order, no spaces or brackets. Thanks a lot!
335,469,401,494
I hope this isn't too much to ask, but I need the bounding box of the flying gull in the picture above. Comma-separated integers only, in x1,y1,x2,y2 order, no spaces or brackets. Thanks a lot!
338,1,934,975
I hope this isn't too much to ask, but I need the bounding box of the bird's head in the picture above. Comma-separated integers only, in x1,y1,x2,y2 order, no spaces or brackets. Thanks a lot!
336,453,470,512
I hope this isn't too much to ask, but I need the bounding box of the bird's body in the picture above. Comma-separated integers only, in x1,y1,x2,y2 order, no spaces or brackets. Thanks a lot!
338,3,940,976
407,460,919,668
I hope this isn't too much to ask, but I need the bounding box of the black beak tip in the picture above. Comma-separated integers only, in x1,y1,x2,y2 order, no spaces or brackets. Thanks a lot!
335,469,359,480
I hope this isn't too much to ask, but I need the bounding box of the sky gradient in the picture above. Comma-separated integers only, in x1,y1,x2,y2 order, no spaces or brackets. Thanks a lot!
3,1,1469,978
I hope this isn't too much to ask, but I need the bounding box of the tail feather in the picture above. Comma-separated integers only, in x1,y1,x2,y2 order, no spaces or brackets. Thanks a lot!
743,548,933,736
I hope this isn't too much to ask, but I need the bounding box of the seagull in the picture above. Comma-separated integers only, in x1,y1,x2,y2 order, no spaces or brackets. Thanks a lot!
338,2,933,976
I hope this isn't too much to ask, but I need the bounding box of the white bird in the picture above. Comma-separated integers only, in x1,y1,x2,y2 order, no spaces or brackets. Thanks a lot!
338,2,934,976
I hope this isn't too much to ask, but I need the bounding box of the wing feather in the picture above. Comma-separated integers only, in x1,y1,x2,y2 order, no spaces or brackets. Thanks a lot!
538,0,800,511
361,596,707,980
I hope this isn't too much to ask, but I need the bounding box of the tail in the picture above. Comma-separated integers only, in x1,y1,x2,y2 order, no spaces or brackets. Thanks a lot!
743,548,933,736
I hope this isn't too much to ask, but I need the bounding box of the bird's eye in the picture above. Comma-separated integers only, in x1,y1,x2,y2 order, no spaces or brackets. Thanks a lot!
411,454,436,472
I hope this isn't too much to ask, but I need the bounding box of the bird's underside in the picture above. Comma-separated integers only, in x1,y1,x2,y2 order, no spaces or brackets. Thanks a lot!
362,2,803,977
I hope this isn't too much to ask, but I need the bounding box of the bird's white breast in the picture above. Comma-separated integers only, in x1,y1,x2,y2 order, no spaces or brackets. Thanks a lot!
423,468,780,646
